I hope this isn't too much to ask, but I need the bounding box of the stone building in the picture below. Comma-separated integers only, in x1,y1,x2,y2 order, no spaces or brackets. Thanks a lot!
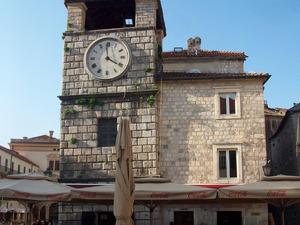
264,104,286,160
270,103,300,176
58,0,270,224
269,103,300,225
10,131,60,176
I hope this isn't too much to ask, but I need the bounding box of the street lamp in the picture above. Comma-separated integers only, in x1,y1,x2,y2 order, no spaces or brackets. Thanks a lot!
262,160,272,176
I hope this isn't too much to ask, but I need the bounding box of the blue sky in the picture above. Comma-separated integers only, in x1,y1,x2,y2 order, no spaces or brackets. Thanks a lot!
0,0,299,146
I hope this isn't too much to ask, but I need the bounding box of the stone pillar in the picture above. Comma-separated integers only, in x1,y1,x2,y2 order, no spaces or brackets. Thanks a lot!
45,204,50,221
135,0,158,28
66,3,87,32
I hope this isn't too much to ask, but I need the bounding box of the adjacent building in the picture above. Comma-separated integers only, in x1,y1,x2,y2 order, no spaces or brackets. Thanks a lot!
269,103,300,225
10,131,60,176
264,104,287,160
0,145,39,175
270,103,300,176
58,0,270,224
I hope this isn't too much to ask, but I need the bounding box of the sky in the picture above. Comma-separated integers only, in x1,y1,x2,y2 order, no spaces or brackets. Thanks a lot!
0,0,299,146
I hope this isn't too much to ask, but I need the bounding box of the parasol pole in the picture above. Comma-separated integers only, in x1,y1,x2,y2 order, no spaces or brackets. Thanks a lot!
280,207,285,225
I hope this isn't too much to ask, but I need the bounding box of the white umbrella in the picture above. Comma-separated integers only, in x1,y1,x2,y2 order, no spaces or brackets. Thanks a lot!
114,118,135,225
70,182,217,200
0,178,71,201
218,175,300,225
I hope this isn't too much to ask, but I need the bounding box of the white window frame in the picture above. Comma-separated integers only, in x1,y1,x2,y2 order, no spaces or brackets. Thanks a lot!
214,87,241,119
213,144,243,184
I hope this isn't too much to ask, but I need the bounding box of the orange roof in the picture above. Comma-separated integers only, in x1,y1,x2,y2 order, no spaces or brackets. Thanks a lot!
163,50,247,60
10,135,59,144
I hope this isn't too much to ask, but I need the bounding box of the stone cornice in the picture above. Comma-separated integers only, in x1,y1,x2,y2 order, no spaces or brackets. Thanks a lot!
58,89,158,102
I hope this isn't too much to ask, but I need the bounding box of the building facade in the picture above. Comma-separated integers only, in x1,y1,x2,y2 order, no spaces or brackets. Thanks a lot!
10,131,60,176
0,145,39,175
58,1,270,225
269,103,300,225
270,103,300,177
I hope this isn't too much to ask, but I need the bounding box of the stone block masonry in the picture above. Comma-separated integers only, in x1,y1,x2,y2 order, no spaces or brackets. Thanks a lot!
159,79,267,184
60,27,162,181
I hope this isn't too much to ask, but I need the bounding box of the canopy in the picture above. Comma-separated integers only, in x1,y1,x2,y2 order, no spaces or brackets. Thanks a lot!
218,175,300,225
7,172,57,182
0,178,71,201
71,182,217,201
218,175,300,203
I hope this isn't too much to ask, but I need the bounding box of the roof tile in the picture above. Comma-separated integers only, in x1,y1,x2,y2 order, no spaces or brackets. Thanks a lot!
163,50,247,59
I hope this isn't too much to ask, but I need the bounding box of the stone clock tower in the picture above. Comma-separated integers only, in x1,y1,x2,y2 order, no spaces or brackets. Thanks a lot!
58,0,165,223
60,0,166,184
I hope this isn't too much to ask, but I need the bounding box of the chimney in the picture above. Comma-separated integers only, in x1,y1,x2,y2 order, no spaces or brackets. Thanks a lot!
187,36,202,53
49,130,54,138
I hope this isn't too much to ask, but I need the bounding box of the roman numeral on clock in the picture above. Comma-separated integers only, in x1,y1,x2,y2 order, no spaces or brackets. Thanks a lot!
118,63,124,68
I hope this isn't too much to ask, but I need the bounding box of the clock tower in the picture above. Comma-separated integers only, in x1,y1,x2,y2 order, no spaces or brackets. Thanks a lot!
60,0,166,184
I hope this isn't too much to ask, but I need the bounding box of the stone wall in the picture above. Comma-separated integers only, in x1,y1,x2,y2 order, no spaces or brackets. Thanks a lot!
58,203,160,225
163,60,244,73
161,203,268,225
159,79,266,184
58,202,267,225
270,111,299,176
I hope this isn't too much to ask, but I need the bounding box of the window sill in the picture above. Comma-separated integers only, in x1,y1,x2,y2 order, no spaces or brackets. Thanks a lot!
216,178,241,184
216,114,241,120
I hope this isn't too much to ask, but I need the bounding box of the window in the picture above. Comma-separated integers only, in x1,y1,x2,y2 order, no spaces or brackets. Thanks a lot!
23,167,26,174
220,93,236,115
11,162,14,172
49,160,54,171
29,169,31,173
55,160,60,171
213,145,242,183
98,118,117,147
17,165,20,174
214,87,241,119
219,150,237,178
5,159,8,172
85,0,135,31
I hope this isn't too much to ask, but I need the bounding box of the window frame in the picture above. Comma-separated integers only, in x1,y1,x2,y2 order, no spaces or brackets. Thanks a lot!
5,159,8,172
213,144,243,183
214,87,241,119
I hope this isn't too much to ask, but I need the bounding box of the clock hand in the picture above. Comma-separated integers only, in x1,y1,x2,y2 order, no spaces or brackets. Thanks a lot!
107,58,118,65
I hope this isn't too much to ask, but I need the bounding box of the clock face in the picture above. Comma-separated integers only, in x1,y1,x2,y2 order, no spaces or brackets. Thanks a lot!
84,36,131,80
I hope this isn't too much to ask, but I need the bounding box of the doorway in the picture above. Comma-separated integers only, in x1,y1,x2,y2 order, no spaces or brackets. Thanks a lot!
98,212,116,225
174,211,194,225
217,211,242,225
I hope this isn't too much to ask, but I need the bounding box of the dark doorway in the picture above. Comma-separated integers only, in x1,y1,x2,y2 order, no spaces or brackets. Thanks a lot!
98,212,116,225
217,211,242,225
174,211,194,225
82,212,96,225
